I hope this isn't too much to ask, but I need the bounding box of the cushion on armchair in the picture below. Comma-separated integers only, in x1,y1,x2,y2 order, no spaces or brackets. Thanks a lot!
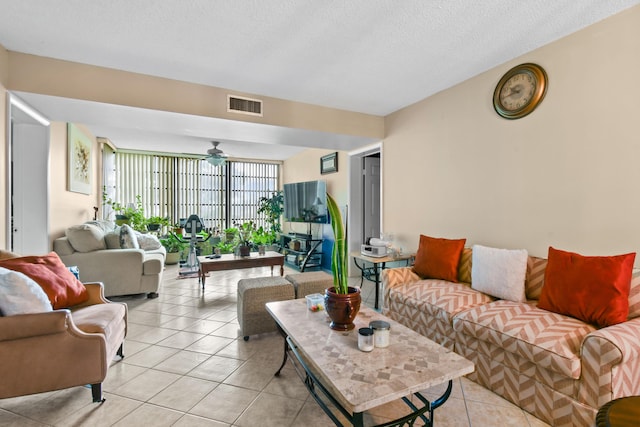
0,267,53,315
0,252,89,309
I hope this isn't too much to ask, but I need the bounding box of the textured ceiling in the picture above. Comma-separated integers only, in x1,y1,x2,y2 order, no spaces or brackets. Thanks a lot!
1,0,638,159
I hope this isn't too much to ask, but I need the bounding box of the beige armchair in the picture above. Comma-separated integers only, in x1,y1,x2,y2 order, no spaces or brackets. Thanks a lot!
0,282,127,402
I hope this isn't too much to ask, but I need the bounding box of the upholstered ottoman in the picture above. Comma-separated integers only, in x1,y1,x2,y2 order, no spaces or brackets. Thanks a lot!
237,276,295,340
285,271,333,298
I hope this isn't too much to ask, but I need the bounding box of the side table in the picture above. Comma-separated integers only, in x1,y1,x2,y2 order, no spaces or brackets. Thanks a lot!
350,251,415,309
596,396,640,427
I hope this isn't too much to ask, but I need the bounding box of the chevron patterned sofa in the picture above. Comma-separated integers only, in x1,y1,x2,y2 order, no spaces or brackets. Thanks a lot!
382,247,640,427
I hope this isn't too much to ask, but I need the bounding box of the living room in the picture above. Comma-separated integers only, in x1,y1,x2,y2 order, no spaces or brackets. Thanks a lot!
1,3,640,426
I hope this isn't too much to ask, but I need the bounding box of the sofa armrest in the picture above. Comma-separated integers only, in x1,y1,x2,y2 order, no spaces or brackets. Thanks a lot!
0,310,71,341
579,317,640,408
71,282,110,309
381,267,421,313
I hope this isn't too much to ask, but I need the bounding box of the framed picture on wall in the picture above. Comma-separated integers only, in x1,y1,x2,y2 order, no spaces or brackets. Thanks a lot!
321,152,338,174
68,123,92,194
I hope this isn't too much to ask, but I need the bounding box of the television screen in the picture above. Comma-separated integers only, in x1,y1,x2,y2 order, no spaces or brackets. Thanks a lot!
283,180,328,223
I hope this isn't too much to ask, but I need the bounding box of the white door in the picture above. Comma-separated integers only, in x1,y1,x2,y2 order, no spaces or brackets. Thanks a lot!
362,155,381,241
7,94,50,254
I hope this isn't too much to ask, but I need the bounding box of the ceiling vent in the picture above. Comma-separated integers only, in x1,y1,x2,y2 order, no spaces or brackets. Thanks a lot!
227,95,263,117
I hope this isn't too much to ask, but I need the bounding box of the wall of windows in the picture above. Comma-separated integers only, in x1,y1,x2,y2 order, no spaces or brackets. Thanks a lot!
106,151,280,233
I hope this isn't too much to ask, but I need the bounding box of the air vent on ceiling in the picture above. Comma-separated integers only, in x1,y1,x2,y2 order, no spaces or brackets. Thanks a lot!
227,95,263,117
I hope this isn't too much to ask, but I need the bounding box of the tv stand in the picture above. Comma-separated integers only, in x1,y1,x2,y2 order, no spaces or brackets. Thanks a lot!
281,233,323,272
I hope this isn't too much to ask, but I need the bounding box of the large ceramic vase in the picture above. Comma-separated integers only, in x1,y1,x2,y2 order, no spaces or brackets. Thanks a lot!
324,286,361,331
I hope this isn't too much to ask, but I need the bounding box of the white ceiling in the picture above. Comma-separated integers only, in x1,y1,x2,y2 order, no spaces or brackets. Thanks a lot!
1,0,638,160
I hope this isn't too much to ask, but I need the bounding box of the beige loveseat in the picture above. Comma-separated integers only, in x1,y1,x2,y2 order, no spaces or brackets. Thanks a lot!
53,221,166,298
383,247,640,427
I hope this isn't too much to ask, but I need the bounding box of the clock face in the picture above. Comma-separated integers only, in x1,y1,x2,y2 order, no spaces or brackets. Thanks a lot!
493,63,547,119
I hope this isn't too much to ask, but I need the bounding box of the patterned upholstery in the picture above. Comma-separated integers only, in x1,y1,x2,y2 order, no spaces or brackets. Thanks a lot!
383,252,640,427
453,300,594,379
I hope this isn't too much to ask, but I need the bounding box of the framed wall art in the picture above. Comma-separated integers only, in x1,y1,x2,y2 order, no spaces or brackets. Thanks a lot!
321,152,338,174
68,123,92,194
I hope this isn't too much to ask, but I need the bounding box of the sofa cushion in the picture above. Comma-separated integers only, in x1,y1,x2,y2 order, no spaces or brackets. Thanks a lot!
104,231,122,249
525,256,547,300
0,267,52,315
72,302,126,341
457,248,472,284
627,270,640,319
538,247,635,328
453,300,595,379
413,235,466,282
119,224,139,249
471,245,528,303
84,220,116,234
65,223,106,253
0,252,89,309
388,279,494,325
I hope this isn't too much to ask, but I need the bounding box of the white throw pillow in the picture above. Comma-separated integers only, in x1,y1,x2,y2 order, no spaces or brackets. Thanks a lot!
471,244,528,302
119,224,140,249
0,267,53,315
135,232,162,251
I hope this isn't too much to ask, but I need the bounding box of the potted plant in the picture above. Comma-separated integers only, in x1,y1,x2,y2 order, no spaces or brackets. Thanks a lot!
224,227,238,243
236,221,255,257
258,191,284,234
146,215,170,232
160,234,187,265
324,193,361,331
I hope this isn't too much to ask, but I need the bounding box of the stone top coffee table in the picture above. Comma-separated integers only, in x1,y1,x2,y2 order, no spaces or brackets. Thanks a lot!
197,251,284,290
266,299,474,427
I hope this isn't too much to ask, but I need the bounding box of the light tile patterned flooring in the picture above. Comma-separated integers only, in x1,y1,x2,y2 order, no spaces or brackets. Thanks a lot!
0,264,550,426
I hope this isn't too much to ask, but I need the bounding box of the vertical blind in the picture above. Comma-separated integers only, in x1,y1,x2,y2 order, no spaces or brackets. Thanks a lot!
111,152,279,232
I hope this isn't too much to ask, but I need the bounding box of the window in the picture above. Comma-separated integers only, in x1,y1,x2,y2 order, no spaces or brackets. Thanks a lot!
107,151,280,232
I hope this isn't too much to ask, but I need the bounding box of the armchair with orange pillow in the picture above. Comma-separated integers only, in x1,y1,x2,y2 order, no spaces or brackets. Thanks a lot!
0,250,127,402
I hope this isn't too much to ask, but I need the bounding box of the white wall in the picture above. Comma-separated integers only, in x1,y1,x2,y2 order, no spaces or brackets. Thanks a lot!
383,5,640,261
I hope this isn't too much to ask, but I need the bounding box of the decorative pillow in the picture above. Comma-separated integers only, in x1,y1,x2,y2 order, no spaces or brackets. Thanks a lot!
119,224,140,249
67,265,80,280
0,252,89,309
413,235,466,282
135,232,163,251
0,267,53,315
84,219,116,234
65,223,106,253
471,245,528,302
104,230,122,249
538,247,635,328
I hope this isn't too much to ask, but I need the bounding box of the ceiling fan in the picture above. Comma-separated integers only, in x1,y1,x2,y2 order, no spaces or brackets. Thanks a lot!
205,141,228,166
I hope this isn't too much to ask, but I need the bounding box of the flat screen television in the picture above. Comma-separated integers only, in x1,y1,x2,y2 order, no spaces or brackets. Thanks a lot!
283,180,328,223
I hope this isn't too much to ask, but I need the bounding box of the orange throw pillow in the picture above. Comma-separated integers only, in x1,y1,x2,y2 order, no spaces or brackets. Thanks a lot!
413,235,466,282
538,247,635,328
0,252,89,309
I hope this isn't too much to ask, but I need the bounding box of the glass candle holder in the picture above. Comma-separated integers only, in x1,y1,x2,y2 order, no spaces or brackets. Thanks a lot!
358,327,374,352
369,320,391,348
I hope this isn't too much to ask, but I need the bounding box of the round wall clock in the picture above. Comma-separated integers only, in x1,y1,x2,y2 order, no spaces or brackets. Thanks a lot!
493,63,548,119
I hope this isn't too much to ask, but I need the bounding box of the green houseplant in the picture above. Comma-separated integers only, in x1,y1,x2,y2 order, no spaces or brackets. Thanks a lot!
160,234,187,265
324,193,361,330
258,191,284,234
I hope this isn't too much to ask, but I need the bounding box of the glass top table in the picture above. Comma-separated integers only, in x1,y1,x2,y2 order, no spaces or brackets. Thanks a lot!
266,299,474,426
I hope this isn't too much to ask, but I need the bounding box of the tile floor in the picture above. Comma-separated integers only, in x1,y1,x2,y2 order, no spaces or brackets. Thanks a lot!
0,264,551,426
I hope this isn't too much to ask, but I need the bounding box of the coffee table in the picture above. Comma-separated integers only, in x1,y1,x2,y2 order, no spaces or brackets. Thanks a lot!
266,299,474,427
197,251,284,290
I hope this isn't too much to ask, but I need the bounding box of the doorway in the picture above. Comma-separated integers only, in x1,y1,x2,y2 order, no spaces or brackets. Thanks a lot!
6,93,50,254
347,143,382,272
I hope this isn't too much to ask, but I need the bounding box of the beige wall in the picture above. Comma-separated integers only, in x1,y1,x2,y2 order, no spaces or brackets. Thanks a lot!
283,148,349,235
7,52,383,140
48,122,100,246
384,5,640,260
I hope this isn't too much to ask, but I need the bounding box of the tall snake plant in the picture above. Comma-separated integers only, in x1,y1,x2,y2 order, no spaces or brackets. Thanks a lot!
326,193,349,294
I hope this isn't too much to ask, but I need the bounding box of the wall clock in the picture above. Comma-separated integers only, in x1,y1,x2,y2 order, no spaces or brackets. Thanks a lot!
493,63,548,119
